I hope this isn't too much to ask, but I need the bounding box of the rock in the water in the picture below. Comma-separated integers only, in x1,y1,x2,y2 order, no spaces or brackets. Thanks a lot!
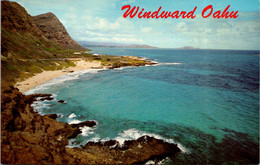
70,120,96,128
57,100,66,104
82,135,181,164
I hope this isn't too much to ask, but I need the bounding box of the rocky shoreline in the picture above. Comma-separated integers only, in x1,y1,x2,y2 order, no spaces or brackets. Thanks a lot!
1,86,181,164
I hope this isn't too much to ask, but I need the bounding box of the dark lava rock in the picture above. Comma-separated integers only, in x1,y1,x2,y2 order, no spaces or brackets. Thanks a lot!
40,95,54,101
1,87,79,164
57,100,66,104
25,93,53,104
82,135,181,164
103,140,118,147
44,114,58,120
87,140,118,148
70,120,96,128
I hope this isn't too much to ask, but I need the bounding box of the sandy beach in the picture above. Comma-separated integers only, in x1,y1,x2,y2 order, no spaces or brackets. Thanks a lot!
15,59,102,93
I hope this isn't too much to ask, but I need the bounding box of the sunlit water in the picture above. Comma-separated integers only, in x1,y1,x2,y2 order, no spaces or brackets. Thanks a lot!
27,48,259,164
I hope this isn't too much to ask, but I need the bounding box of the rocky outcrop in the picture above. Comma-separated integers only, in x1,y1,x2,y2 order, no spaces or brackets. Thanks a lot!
1,87,82,164
1,87,181,164
26,93,54,103
80,135,181,164
32,12,85,51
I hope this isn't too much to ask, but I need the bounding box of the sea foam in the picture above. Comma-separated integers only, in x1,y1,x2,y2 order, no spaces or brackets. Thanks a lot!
115,128,188,153
68,113,76,118
156,62,182,66
80,126,96,137
68,119,82,124
87,128,189,153
30,94,56,115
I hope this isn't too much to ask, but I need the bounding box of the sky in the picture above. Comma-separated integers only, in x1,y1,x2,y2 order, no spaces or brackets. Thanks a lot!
12,0,260,50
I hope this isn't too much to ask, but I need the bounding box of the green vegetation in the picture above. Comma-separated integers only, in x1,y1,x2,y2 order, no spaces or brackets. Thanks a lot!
1,27,88,89
74,53,150,68
98,55,148,68
1,58,77,89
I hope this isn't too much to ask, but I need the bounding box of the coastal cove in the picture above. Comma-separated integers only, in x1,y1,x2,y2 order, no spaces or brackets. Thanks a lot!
1,0,259,164
26,48,259,164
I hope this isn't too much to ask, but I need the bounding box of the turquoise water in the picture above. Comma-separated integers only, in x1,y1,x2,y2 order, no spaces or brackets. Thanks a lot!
27,48,259,164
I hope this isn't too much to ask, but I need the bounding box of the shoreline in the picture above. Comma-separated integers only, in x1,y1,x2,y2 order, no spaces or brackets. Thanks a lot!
15,59,102,93
14,56,158,94
2,87,181,164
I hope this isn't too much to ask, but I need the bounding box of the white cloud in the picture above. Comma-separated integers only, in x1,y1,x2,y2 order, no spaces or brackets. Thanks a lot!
141,27,153,33
14,0,259,49
175,22,188,32
123,0,135,4
112,36,144,43
64,12,143,44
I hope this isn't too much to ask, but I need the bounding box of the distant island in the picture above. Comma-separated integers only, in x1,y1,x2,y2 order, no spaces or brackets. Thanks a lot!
78,41,199,49
78,41,158,48
174,46,200,50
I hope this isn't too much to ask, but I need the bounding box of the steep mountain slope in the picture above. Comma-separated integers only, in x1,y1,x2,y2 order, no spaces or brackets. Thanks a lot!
1,1,85,59
1,1,48,59
32,12,85,50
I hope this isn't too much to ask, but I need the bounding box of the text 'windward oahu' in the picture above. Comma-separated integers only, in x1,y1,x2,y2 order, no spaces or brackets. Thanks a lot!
121,5,238,19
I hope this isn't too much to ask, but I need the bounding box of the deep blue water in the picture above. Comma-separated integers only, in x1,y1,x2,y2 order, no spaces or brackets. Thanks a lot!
27,48,259,164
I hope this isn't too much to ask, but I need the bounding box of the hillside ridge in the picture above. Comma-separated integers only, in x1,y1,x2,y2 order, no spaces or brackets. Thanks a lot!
32,12,84,50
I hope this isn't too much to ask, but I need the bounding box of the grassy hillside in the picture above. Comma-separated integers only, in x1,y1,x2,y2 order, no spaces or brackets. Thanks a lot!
1,1,87,89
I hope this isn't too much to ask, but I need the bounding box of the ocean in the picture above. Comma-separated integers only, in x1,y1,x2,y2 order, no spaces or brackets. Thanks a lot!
26,48,259,164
